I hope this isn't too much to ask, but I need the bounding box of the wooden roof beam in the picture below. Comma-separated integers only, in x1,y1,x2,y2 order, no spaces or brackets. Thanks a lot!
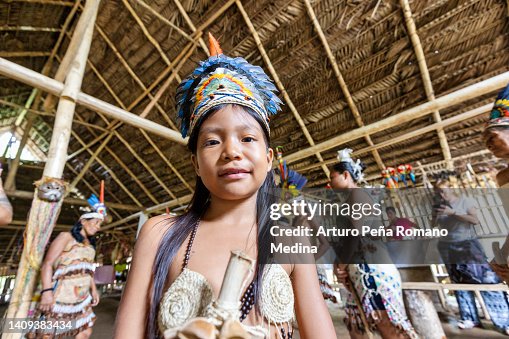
304,0,385,171
283,71,509,164
5,189,140,212
235,0,330,178
0,52,51,58
400,0,453,170
0,57,184,143
295,103,493,173
4,0,74,5
0,26,61,32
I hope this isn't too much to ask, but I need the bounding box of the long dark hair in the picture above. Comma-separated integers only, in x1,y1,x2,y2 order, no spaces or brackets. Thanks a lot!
70,220,97,248
145,104,276,338
333,161,366,183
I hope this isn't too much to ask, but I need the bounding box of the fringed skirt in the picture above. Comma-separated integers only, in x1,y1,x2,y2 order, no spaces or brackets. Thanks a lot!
344,264,419,339
29,273,95,338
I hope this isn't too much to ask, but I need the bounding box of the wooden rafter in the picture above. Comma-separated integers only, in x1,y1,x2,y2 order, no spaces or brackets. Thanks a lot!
0,52,51,58
304,0,385,171
235,0,330,178
295,103,492,172
400,0,453,169
4,0,74,5
0,26,60,32
283,71,509,164
0,57,184,142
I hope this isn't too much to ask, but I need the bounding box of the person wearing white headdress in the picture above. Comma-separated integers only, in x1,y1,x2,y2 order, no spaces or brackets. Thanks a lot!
330,149,418,339
32,212,103,338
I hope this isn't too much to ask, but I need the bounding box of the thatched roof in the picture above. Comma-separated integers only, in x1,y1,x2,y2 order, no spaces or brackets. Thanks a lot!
0,0,508,261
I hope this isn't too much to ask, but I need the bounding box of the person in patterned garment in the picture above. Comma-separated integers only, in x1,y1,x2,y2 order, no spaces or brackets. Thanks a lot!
34,212,102,338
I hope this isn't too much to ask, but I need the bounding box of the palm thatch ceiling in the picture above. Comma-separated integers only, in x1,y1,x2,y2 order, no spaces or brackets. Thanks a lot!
0,0,508,261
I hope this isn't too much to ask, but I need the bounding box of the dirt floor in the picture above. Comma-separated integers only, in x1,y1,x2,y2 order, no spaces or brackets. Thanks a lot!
1,296,508,338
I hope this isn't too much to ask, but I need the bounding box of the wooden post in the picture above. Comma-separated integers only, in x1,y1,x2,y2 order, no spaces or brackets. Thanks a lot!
399,0,453,170
4,0,100,330
303,0,385,171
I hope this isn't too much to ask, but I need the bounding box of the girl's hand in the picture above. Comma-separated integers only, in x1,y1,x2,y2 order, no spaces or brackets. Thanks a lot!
91,290,100,306
39,291,54,313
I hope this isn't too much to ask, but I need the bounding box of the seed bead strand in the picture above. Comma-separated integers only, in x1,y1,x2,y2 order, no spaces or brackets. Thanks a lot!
182,221,199,270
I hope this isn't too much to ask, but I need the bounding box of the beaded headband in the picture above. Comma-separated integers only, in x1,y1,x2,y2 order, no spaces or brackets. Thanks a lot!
176,33,282,138
486,82,509,129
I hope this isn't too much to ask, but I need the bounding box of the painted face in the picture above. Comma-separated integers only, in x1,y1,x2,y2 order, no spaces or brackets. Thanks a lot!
81,218,102,236
484,128,509,158
330,170,350,189
191,105,273,201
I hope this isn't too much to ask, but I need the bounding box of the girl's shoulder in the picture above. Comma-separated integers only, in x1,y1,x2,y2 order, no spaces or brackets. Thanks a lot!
138,215,176,242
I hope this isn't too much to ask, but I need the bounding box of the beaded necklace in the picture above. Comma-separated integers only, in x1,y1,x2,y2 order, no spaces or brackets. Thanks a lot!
182,221,255,322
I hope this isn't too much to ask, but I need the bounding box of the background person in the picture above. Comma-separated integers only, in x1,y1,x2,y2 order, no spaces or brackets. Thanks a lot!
31,212,103,339
331,149,417,339
433,179,509,334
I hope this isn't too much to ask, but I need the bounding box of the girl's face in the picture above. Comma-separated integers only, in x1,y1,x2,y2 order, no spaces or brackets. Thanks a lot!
191,105,274,201
330,170,352,189
82,218,102,236
484,128,509,158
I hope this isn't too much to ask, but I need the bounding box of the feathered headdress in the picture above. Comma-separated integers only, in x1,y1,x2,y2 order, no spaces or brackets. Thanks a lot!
337,148,365,183
486,82,509,129
83,180,106,220
276,146,307,196
176,33,282,138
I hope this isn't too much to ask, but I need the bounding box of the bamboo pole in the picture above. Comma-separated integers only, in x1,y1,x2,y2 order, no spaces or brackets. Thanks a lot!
43,0,101,112
0,57,185,143
4,1,79,190
5,189,140,211
5,0,74,5
0,99,107,132
400,0,453,169
295,103,492,172
303,0,385,171
0,52,51,58
102,193,193,230
4,0,100,329
235,0,330,178
283,71,509,164
0,26,61,32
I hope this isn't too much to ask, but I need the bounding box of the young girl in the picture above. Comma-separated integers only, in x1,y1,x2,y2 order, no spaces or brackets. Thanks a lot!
114,34,336,339
330,149,418,339
32,212,102,339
